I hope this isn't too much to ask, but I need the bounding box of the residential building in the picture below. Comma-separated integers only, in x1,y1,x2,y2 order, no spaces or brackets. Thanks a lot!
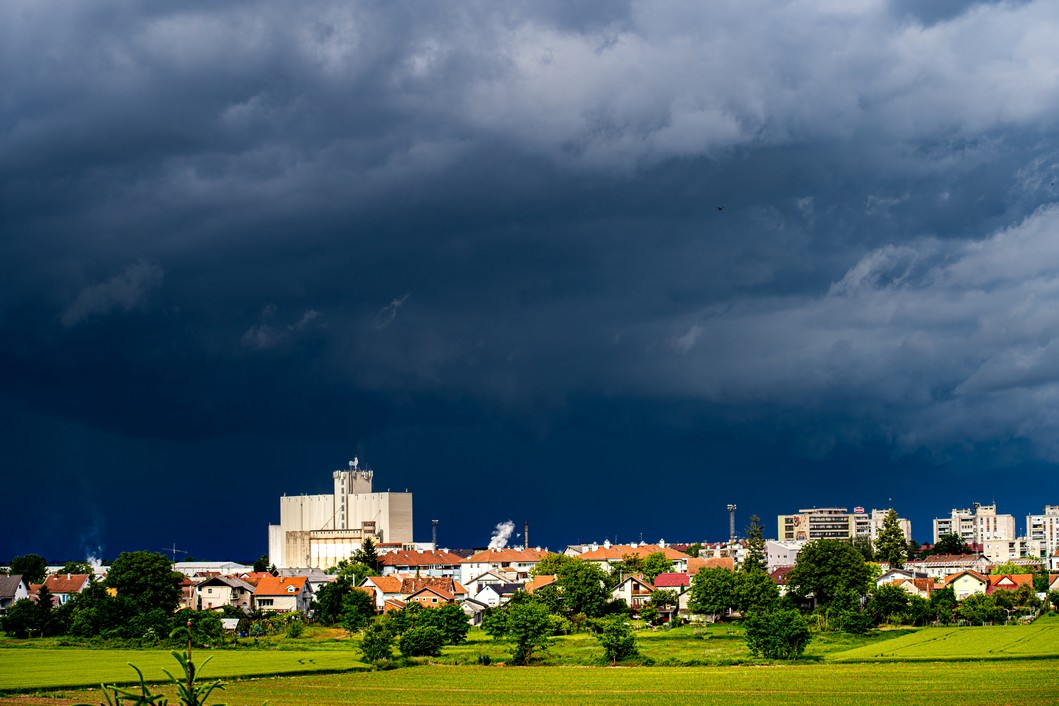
1026,506,1059,559
907,554,990,579
459,548,548,585
267,460,413,570
253,576,312,613
765,540,806,572
378,549,463,578
196,576,255,612
577,543,690,575
0,575,28,613
34,574,91,605
985,574,1034,596
932,503,1015,550
405,585,454,608
944,570,989,600
777,507,911,542
611,576,654,611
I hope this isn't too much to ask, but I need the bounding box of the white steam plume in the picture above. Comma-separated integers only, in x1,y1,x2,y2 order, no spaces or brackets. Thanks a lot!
488,520,515,550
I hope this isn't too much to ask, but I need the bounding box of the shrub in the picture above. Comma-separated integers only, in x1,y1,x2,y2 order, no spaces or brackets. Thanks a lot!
743,609,812,660
360,622,394,663
285,618,305,638
595,617,637,664
835,609,874,635
398,625,445,657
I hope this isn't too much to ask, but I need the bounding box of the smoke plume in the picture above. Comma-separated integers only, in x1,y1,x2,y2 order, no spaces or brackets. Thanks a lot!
488,520,515,550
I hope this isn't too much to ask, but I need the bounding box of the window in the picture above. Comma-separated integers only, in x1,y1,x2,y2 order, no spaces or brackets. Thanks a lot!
431,597,438,603
258,599,274,607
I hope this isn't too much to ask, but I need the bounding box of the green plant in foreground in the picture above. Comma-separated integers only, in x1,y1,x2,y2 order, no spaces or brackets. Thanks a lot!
79,624,229,706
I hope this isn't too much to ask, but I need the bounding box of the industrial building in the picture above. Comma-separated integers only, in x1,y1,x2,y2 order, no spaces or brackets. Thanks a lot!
267,459,413,570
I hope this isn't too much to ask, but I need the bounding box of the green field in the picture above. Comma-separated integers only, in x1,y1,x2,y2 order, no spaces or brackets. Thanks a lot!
832,623,1059,661
3,662,1058,706
3,623,1059,705
0,648,367,691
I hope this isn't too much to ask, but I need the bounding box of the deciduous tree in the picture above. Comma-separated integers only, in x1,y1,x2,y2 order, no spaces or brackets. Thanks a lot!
743,609,811,659
9,555,47,585
105,551,182,615
596,617,637,664
688,567,735,619
786,539,872,610
641,552,674,583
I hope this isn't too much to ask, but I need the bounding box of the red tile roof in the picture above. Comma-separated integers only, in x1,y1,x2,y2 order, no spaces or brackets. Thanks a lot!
40,574,91,594
578,544,690,562
462,548,550,564
525,575,557,594
943,570,988,586
364,576,404,594
407,585,455,602
653,572,691,588
398,577,459,597
253,576,308,596
687,557,734,575
378,549,465,567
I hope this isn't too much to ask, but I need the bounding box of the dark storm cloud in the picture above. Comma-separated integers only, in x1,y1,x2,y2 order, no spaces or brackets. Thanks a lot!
3,0,1059,557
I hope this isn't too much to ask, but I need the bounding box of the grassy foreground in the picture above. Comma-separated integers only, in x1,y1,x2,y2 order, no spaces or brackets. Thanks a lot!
0,649,367,691
2,661,1058,706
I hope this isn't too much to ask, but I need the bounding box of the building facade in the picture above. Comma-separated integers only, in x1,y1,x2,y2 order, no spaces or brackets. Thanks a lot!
267,461,413,570
1026,505,1059,559
777,507,911,543
932,503,1015,547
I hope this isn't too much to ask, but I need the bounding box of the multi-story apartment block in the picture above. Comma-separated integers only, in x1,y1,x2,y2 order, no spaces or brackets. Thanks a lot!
1026,506,1059,559
932,503,1015,547
777,507,911,543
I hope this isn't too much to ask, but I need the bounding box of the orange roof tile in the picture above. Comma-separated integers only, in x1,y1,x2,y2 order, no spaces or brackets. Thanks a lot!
525,575,557,594
379,550,465,567
253,576,308,596
462,548,550,564
364,576,404,594
40,574,91,594
578,544,690,562
988,574,1034,587
687,557,734,575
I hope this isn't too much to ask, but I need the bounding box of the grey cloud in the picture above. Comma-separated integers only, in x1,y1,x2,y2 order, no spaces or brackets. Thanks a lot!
375,294,410,330
60,261,164,328
241,307,323,350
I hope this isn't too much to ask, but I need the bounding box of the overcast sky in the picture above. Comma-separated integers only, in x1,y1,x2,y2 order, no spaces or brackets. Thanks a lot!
4,0,1059,562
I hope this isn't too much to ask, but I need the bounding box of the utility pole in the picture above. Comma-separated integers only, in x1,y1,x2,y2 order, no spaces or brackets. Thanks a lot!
432,519,439,550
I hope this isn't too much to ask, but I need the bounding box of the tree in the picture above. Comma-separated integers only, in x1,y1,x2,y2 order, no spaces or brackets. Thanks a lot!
990,561,1031,576
398,625,445,657
35,585,55,637
932,533,973,556
743,609,811,660
59,561,94,575
106,551,182,615
930,587,957,624
874,509,907,569
2,599,40,638
415,603,470,645
10,555,47,585
958,594,1003,625
742,515,767,573
733,568,779,614
865,583,909,626
641,552,674,583
610,554,645,583
340,587,376,633
530,553,579,577
786,539,872,610
905,539,921,562
484,599,554,665
313,576,353,626
360,621,394,662
851,536,875,562
904,594,932,626
253,555,270,573
687,567,735,619
352,538,380,573
1047,590,1059,612
554,560,609,618
685,543,703,558
596,617,637,664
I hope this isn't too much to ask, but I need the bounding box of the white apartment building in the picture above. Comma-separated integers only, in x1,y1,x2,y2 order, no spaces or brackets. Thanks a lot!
932,503,1015,547
777,507,911,543
267,460,413,570
1026,505,1059,559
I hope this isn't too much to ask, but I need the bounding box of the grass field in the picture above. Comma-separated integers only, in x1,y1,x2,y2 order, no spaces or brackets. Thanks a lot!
2,661,1058,706
832,622,1059,661
4,622,1059,704
0,648,367,691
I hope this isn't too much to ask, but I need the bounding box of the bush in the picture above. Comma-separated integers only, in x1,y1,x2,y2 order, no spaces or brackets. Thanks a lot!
743,609,812,660
398,625,446,657
285,618,305,638
595,618,637,664
835,609,874,635
360,622,394,662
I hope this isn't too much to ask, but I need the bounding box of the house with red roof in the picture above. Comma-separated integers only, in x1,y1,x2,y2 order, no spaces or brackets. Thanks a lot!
944,570,989,600
985,574,1034,596
406,585,455,607
687,557,734,575
30,574,91,606
253,576,312,613
459,548,549,585
524,574,557,595
378,549,464,578
578,543,690,575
